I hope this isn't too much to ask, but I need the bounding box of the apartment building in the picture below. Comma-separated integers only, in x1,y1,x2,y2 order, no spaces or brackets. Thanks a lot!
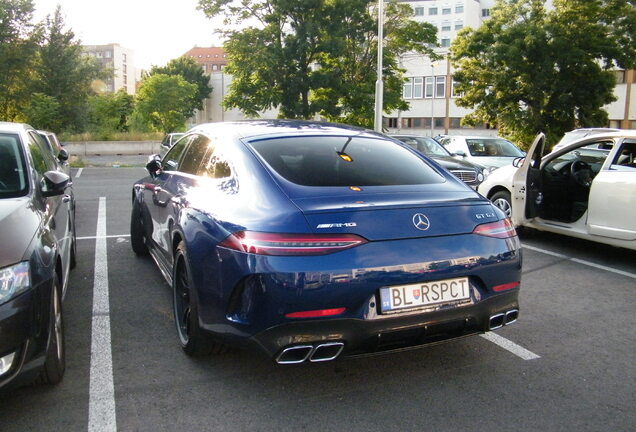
389,0,634,136
184,46,228,74
83,44,138,95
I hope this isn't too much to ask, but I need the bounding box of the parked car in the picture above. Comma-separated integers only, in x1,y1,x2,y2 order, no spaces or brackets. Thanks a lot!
391,134,485,188
131,120,521,363
0,122,75,389
437,135,525,172
551,128,620,153
478,130,636,250
37,130,71,177
160,132,185,151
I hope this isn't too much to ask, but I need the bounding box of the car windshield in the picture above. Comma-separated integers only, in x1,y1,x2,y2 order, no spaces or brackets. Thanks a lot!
466,138,524,157
0,133,29,198
395,136,450,157
250,135,445,186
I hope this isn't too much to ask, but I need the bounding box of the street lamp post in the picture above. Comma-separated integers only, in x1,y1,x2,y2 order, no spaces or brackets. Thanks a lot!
430,63,435,137
374,0,384,132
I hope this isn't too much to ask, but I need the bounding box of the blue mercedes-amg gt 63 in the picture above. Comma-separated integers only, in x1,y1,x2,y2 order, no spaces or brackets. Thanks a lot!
131,120,521,364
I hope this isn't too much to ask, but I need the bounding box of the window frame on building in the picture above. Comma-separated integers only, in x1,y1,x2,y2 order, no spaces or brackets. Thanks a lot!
435,76,446,99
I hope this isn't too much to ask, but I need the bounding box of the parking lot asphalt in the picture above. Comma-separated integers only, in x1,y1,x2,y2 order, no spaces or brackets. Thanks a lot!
0,167,634,432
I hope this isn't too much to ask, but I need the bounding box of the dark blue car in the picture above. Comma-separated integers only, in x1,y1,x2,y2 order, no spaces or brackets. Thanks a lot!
131,120,521,363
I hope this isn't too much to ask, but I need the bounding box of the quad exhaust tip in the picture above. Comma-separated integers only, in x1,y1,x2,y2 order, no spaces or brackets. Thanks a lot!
276,342,345,364
489,309,519,330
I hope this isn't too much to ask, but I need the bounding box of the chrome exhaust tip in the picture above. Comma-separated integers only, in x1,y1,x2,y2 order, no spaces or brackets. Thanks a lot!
489,313,505,330
505,309,519,325
309,342,344,362
276,345,313,364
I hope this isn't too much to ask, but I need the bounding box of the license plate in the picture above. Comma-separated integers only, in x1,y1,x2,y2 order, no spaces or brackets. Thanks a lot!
379,277,471,313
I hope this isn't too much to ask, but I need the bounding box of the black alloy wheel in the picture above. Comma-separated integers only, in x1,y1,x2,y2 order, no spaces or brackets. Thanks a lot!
130,198,149,256
173,241,225,356
37,275,66,385
69,218,77,269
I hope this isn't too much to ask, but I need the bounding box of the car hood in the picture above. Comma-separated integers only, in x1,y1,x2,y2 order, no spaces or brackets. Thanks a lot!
0,197,39,266
468,156,518,170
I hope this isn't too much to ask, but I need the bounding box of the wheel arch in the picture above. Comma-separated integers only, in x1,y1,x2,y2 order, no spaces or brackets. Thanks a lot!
486,185,511,200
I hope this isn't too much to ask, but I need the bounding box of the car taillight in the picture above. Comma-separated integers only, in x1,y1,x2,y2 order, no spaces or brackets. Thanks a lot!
472,219,517,238
219,231,367,256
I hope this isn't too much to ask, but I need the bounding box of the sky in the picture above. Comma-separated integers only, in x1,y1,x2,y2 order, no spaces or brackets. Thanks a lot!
33,0,227,70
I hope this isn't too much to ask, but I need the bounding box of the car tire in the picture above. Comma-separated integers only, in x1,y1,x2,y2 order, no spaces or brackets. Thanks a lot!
69,224,77,269
130,198,149,256
491,190,513,219
173,241,226,356
37,275,66,385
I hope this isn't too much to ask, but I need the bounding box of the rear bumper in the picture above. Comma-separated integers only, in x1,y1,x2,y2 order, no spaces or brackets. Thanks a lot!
190,232,522,362
247,289,519,361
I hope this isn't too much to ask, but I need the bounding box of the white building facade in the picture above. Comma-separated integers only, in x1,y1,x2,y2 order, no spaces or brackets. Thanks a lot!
83,44,139,95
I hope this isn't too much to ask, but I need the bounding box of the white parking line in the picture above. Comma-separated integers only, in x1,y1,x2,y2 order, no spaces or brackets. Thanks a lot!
480,332,541,360
75,168,83,178
88,197,117,432
78,234,130,240
523,244,636,280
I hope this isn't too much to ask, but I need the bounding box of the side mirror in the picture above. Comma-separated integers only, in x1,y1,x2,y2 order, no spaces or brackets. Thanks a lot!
58,148,69,162
146,154,162,177
453,151,467,157
41,170,70,197
513,157,526,168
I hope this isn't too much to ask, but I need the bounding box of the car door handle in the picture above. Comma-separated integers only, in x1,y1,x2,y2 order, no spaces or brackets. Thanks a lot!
62,194,72,203
152,187,170,207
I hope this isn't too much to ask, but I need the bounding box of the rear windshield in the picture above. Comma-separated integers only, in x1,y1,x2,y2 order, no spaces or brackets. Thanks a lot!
250,135,445,186
466,138,524,157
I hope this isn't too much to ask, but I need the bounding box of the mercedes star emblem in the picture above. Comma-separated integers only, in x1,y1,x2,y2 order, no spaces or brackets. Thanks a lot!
412,213,431,231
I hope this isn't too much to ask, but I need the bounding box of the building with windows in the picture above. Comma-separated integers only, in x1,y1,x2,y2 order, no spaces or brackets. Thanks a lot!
83,44,138,95
186,47,278,125
389,0,634,137
184,46,228,74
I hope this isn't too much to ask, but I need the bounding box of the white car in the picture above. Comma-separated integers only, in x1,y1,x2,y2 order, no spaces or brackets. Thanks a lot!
551,128,620,153
437,135,525,172
478,130,636,250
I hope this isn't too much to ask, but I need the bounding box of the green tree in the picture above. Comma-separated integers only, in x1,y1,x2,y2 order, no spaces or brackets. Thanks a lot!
198,0,438,126
315,0,439,127
34,5,103,132
87,89,135,135
23,92,62,130
0,0,39,121
451,0,636,147
149,56,212,117
135,74,197,133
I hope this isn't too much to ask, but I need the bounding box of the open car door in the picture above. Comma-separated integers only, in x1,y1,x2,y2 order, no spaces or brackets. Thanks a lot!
511,133,546,226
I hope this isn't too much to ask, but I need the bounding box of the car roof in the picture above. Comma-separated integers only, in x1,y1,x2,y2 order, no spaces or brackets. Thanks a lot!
567,130,636,141
189,120,378,142
0,122,33,134
445,135,510,140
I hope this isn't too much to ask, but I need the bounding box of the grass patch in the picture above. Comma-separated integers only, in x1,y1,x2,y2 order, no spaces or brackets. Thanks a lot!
60,131,164,142
70,156,86,168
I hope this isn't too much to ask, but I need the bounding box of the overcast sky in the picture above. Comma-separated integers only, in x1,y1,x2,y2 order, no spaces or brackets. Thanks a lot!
33,0,226,70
